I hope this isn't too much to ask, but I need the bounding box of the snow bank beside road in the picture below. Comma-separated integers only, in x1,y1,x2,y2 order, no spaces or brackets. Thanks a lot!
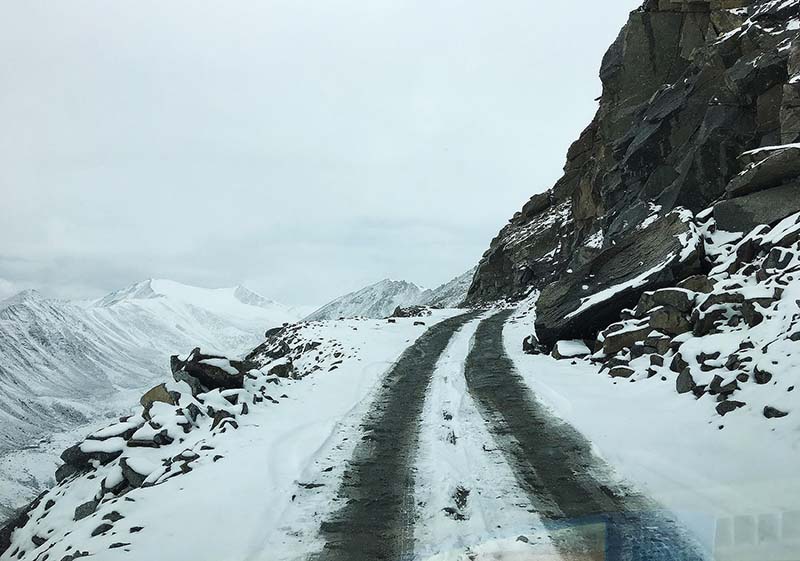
505,301,800,560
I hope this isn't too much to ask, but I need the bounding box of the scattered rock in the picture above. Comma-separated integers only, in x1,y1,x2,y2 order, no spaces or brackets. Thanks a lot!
754,367,773,385
535,212,702,347
609,366,635,378
522,334,546,355
763,406,789,419
676,369,695,394
73,501,98,522
716,400,746,416
91,523,113,537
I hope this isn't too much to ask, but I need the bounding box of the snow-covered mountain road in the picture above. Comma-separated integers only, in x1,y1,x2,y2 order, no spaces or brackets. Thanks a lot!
464,311,704,561
309,311,703,561
3,309,747,561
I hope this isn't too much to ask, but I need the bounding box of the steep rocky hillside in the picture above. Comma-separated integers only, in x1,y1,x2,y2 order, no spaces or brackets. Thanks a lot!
467,0,800,325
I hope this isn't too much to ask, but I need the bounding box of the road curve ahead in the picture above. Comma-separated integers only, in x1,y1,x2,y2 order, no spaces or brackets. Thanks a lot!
311,311,481,561
464,310,706,561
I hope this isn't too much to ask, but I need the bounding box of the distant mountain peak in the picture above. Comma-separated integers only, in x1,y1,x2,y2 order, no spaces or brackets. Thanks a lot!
0,289,46,309
94,279,159,307
304,271,473,321
305,279,426,321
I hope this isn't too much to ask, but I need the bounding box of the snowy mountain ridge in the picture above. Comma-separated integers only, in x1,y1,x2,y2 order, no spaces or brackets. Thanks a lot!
305,268,476,321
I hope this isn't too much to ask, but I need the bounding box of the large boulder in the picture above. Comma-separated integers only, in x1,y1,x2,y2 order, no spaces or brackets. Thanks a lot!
535,211,702,347
714,182,800,233
727,145,800,197
602,323,652,356
60,442,122,471
170,348,253,393
636,287,696,315
140,383,178,419
648,306,692,335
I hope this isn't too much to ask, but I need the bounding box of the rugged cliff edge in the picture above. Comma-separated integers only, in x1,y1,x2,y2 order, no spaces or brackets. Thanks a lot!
466,0,800,345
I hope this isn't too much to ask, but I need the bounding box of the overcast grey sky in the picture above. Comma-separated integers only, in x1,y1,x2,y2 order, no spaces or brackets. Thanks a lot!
0,1,640,306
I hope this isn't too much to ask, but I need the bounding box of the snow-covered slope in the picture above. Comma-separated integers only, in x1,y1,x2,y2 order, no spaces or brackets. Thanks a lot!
305,270,475,321
0,312,462,561
304,279,427,320
0,280,301,518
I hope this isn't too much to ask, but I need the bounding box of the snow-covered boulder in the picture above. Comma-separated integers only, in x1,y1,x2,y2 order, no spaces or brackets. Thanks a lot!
551,340,591,360
169,348,254,394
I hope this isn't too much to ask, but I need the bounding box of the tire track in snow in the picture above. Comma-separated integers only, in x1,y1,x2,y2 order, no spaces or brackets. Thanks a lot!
311,311,482,561
463,310,707,561
413,315,563,561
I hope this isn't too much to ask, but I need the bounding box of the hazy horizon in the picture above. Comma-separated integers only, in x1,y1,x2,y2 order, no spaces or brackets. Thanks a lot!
0,1,640,306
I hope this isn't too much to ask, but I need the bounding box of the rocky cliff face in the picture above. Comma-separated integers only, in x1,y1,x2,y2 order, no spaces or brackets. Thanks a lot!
467,0,800,327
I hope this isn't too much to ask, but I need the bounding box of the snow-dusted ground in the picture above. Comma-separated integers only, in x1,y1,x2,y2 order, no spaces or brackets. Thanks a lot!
505,297,800,561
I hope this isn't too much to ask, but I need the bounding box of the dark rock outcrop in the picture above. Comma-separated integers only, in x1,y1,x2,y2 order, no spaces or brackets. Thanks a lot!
714,182,800,232
466,0,799,319
726,145,800,198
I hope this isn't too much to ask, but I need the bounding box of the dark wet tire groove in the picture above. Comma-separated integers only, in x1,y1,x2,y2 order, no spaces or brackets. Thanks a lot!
463,310,707,561
312,311,481,561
